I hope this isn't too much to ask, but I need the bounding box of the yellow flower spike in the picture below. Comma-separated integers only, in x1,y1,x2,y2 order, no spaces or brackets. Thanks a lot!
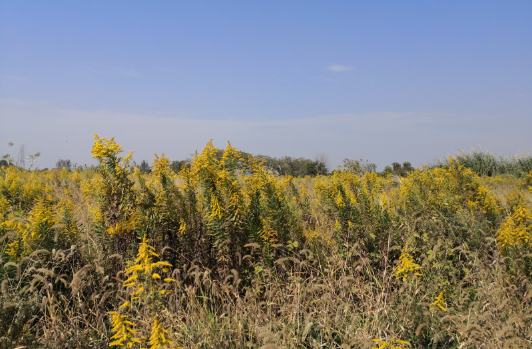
496,202,532,251
393,244,422,282
371,338,411,349
178,220,186,235
108,312,140,348
152,273,161,280
125,265,144,274
210,190,223,220
123,274,139,284
335,191,345,207
430,290,448,312
152,261,172,268
119,301,131,309
131,286,145,296
148,316,174,349
151,153,172,178
379,192,389,207
124,150,135,162
91,134,124,159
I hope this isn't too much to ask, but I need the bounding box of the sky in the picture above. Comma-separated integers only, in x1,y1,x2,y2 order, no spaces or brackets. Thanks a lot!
1,1,531,171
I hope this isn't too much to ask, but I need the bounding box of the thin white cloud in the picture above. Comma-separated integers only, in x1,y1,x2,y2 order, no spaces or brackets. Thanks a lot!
517,94,526,98
327,65,354,72
3,75,29,81
120,69,142,78
1,99,525,171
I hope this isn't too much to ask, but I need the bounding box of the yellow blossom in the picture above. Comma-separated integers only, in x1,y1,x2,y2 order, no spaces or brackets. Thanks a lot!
430,290,448,312
393,244,422,282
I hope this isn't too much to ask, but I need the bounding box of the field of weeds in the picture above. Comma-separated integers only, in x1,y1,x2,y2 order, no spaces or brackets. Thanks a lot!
1,136,532,349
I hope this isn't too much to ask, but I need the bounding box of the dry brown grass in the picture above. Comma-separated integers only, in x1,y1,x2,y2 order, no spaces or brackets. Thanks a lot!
1,143,531,348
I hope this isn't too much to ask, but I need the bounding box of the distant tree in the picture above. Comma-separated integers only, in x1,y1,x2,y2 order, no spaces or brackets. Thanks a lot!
382,166,393,176
383,162,415,177
0,159,7,168
170,160,190,174
56,159,72,171
402,162,414,173
257,155,327,177
392,162,403,176
342,159,377,175
138,160,151,174
313,159,329,176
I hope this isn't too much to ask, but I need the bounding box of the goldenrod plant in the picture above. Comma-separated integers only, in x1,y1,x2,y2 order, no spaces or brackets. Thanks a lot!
108,236,175,348
107,312,142,348
393,244,422,282
371,338,411,349
430,290,448,312
90,134,137,249
1,137,531,348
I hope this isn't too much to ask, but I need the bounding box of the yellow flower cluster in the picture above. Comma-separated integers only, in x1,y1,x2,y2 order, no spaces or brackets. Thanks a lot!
108,236,176,348
524,169,532,187
400,160,501,219
260,217,278,246
56,197,78,238
372,338,411,349
472,185,501,216
108,312,143,348
91,134,124,159
151,153,173,179
496,204,532,251
123,236,173,299
5,198,57,260
210,189,223,220
148,316,174,349
0,197,9,221
0,167,52,206
430,290,448,312
393,245,422,282
4,220,32,260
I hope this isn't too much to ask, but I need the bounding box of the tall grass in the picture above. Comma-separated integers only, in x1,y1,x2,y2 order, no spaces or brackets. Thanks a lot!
0,138,531,348
433,147,532,177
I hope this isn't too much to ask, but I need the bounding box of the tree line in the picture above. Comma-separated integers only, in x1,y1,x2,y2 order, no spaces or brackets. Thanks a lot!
2,142,417,177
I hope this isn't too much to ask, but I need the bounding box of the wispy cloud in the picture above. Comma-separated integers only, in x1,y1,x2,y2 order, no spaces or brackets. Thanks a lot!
3,75,29,82
327,65,354,72
1,99,522,171
517,94,526,98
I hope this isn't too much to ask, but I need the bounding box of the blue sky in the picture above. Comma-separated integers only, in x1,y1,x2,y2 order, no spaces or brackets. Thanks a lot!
1,1,531,170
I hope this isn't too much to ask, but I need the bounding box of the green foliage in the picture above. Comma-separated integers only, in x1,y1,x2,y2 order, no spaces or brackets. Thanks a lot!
434,148,532,177
0,139,531,348
137,160,151,174
341,158,377,174
258,155,328,176
56,159,72,171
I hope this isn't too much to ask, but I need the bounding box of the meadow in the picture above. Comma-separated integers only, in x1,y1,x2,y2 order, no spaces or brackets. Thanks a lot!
1,136,531,349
